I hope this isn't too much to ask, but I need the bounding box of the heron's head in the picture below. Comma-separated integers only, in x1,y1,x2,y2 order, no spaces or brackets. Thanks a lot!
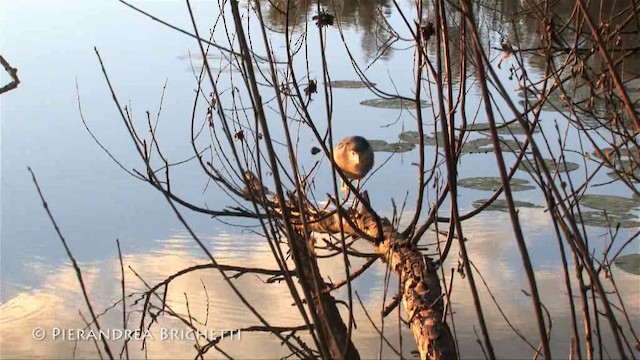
348,147,361,166
346,136,371,166
334,136,374,179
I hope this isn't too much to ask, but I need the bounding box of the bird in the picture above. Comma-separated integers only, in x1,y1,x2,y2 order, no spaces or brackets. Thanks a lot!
333,136,374,196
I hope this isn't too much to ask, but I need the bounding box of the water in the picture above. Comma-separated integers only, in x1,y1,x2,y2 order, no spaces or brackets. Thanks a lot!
2,0,639,358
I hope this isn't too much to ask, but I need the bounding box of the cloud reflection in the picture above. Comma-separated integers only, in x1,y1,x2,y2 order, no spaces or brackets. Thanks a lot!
1,217,638,359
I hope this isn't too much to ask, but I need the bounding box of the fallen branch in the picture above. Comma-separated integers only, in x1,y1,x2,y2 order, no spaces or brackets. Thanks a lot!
244,173,455,359
310,205,455,359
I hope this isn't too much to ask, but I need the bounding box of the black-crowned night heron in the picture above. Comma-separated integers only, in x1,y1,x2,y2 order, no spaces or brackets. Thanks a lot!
333,136,374,195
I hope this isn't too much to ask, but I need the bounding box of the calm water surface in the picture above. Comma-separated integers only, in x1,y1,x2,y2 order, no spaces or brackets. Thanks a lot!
1,0,638,358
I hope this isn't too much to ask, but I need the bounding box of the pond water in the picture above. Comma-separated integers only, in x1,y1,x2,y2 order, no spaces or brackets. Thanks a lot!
1,0,639,359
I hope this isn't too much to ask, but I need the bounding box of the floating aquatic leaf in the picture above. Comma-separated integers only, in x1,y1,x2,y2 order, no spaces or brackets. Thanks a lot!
592,147,638,161
385,142,415,152
369,139,415,153
368,140,390,151
516,86,582,112
497,138,526,152
516,90,539,100
398,131,446,146
398,131,420,143
462,137,525,154
399,131,526,154
595,152,640,182
620,158,636,168
466,122,540,135
615,160,638,174
328,80,376,89
459,177,534,192
517,98,570,113
472,199,542,212
607,169,640,182
515,79,615,115
461,138,494,153
360,98,430,109
580,194,640,213
423,133,448,146
517,159,579,173
614,254,640,275
576,211,640,229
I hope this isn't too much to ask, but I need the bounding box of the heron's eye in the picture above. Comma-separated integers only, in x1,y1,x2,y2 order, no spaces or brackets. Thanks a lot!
351,151,357,157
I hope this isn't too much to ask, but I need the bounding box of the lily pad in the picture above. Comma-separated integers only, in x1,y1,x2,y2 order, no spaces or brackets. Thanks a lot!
398,131,421,143
398,131,527,154
368,139,390,151
467,122,540,135
516,87,576,112
592,147,638,162
517,159,579,173
459,177,534,192
515,79,614,115
369,139,415,153
461,138,494,153
580,194,640,213
328,80,376,89
597,155,640,182
472,199,543,212
607,169,640,182
462,137,525,154
382,142,416,152
614,254,640,275
423,134,449,146
576,211,640,229
517,97,573,113
360,98,430,109
603,157,640,176
593,148,639,176
497,138,526,152
398,131,446,146
516,91,537,100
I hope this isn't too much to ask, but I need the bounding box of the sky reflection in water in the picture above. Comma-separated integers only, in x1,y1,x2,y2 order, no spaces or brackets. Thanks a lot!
1,0,638,359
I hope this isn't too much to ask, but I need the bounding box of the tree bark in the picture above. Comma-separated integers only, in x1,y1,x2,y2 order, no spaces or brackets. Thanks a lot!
305,203,457,360
244,174,455,359
291,228,361,359
243,172,360,359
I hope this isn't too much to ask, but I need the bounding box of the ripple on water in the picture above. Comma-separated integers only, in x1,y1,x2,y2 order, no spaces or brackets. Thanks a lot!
0,291,52,325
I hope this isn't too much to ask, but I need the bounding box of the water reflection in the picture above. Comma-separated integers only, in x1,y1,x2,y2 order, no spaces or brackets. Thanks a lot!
0,232,412,359
264,0,395,60
480,0,640,84
2,0,639,358
1,211,638,358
